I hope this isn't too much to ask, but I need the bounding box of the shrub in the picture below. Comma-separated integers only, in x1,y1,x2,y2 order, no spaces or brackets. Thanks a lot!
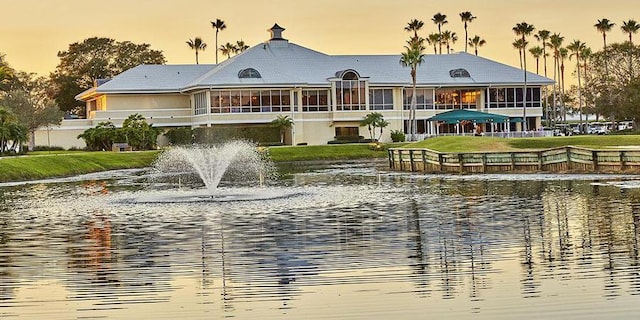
33,145,65,151
390,130,406,142
164,127,194,145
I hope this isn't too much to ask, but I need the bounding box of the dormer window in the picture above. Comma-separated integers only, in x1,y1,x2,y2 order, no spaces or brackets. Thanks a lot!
449,68,471,78
238,68,262,79
334,69,367,111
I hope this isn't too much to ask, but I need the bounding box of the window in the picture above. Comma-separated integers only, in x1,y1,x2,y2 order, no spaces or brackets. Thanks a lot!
449,68,471,78
335,70,367,111
194,92,208,115
335,127,359,139
210,89,291,113
302,89,330,112
486,87,543,109
238,68,262,79
369,88,393,110
434,88,480,109
403,88,434,110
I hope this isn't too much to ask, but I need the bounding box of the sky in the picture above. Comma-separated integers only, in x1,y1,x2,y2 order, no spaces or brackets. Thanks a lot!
1,0,639,78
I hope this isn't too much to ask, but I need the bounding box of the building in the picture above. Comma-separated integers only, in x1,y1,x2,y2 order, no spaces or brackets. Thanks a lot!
37,24,554,149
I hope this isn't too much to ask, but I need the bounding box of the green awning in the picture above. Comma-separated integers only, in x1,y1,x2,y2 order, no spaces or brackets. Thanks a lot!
509,117,524,123
428,109,509,124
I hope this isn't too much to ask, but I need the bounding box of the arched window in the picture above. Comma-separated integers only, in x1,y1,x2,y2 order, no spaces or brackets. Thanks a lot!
238,68,262,79
334,69,366,111
449,68,471,78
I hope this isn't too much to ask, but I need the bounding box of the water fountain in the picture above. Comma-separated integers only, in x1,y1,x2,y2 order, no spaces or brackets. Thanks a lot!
143,141,293,203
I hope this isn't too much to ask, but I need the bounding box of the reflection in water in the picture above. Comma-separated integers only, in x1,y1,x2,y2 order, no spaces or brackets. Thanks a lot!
1,171,640,318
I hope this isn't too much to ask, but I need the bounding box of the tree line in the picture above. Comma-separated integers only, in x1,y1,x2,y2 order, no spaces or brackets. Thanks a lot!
401,13,640,135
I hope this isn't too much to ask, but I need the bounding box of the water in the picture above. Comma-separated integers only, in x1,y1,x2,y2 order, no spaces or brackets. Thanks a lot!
1,164,640,319
152,141,273,195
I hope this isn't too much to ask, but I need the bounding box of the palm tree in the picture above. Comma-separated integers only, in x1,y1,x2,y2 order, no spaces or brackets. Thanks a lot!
468,35,486,56
559,47,569,122
513,38,526,69
529,46,544,74
622,19,640,44
441,31,458,53
534,30,551,77
548,33,564,124
568,40,587,131
219,42,237,60
186,37,207,64
235,40,249,53
400,36,426,141
427,33,440,54
211,18,227,64
432,13,448,54
513,22,536,131
405,19,425,38
459,11,476,53
595,18,615,77
271,115,293,144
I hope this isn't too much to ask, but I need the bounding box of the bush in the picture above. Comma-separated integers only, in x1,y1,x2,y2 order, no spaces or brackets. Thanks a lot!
164,127,194,145
33,145,65,151
193,126,280,144
390,130,406,142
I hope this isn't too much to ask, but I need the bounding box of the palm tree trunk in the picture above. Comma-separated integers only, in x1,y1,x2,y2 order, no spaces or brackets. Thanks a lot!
215,30,219,64
411,71,418,141
577,56,583,132
552,57,558,126
475,47,478,56
196,51,199,64
523,49,529,131
464,24,469,53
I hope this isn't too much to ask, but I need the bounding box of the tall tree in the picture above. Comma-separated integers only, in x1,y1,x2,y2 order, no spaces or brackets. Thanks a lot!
468,35,486,56
621,19,640,44
559,47,569,121
441,31,458,54
404,19,425,38
513,22,536,131
595,18,615,76
427,33,440,54
548,33,565,124
1,72,63,150
211,19,227,64
0,54,14,93
459,11,476,53
400,36,425,141
51,37,166,114
534,30,551,77
567,40,587,131
186,37,207,64
432,13,448,54
513,38,526,69
529,46,544,74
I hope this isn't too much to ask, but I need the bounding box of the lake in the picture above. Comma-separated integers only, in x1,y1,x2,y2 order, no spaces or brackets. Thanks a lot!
1,163,640,319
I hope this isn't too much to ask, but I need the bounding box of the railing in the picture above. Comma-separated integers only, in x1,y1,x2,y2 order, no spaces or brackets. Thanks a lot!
405,131,553,141
388,146,640,173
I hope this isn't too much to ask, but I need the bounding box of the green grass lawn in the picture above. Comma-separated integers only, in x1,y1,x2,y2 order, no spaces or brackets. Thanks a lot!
407,135,640,152
267,143,406,162
0,151,160,182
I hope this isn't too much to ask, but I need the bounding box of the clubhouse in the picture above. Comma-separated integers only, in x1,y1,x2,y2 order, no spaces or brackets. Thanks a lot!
37,24,554,148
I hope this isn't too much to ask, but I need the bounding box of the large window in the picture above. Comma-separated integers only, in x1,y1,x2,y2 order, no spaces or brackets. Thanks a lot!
194,92,208,115
211,89,291,113
369,88,393,110
434,88,480,109
403,88,434,110
302,89,330,112
336,71,366,111
486,87,541,108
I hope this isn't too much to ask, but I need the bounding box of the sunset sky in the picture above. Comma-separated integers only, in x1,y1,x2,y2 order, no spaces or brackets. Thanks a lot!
2,0,638,78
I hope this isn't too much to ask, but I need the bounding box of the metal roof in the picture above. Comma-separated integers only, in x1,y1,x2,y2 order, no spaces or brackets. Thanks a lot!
90,38,553,97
